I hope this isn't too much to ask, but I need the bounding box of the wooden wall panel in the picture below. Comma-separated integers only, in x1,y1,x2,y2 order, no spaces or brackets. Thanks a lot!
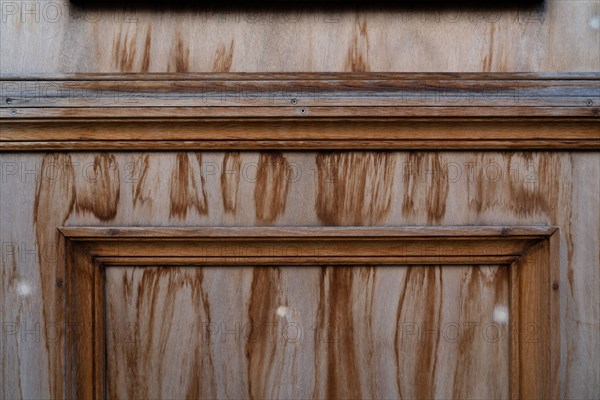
1,0,599,396
0,1,598,74
1,151,598,398
103,264,509,399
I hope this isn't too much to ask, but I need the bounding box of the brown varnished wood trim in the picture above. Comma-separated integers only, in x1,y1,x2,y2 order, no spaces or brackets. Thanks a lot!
59,225,556,238
2,73,598,150
548,231,561,399
2,108,598,119
509,260,521,399
60,225,558,399
92,255,521,265
509,232,560,400
4,139,599,151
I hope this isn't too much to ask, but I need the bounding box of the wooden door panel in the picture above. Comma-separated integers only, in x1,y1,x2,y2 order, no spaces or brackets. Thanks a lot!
3,150,594,399
60,226,557,399
2,74,596,399
104,264,509,399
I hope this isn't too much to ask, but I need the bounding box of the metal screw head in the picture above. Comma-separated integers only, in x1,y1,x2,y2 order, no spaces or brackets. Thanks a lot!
6,98,12,104
10,109,17,115
290,98,298,105
300,108,306,114
587,99,594,106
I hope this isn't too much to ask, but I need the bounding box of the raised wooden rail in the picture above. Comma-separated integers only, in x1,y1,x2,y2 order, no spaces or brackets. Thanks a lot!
1,73,598,150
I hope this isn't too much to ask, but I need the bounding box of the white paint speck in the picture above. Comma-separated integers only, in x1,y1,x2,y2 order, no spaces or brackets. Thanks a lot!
493,305,509,325
16,281,32,297
589,15,600,30
276,306,288,318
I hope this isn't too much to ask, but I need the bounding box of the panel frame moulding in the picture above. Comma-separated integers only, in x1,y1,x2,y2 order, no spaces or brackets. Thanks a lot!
58,225,560,399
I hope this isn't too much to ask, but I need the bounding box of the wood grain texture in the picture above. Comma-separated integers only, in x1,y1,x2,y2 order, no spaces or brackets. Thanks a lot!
3,138,599,151
59,225,557,238
1,151,598,399
0,1,598,74
1,74,598,150
2,74,599,109
103,264,509,399
1,0,599,398
60,225,554,399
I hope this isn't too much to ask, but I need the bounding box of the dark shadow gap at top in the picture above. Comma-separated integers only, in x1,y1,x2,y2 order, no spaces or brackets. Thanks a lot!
69,0,546,13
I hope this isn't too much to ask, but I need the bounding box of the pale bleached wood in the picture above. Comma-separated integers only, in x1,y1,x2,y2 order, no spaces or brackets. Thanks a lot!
4,72,599,80
0,1,598,73
2,75,597,109
1,75,598,123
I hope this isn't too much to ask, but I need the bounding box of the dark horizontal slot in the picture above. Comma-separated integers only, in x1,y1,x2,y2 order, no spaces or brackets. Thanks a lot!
69,0,546,12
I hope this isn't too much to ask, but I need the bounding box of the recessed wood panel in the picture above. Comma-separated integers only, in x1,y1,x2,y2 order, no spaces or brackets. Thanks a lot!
60,226,558,399
104,264,509,399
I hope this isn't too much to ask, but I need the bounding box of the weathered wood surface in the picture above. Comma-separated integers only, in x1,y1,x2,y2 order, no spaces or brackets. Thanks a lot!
103,264,510,399
2,74,599,109
1,74,598,150
1,0,599,398
59,225,557,399
60,225,557,238
3,121,599,150
1,151,598,398
0,1,598,73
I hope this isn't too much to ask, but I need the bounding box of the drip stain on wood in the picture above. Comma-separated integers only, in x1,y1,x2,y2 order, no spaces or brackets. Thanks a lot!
74,154,120,221
346,16,370,72
141,26,152,72
221,152,242,213
469,153,560,217
245,268,284,399
213,40,235,72
452,267,508,399
132,155,152,208
316,152,395,225
393,267,444,399
111,24,152,72
106,267,215,399
169,153,209,219
402,153,449,223
483,24,496,72
313,267,361,398
254,153,291,223
169,33,189,73
113,30,135,72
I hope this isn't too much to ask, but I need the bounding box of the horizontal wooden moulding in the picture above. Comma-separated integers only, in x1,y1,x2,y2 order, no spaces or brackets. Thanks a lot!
1,73,598,150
